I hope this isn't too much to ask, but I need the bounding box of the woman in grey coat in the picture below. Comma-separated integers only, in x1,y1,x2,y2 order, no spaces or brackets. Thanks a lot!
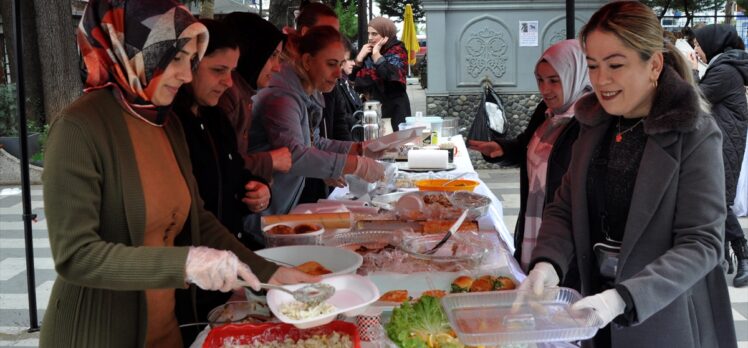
520,2,737,347
246,26,385,243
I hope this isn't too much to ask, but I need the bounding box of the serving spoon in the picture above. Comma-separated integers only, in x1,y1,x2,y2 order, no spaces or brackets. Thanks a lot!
239,281,335,307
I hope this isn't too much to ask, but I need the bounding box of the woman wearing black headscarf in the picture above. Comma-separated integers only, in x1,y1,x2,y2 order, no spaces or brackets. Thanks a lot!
693,24,748,287
219,12,291,183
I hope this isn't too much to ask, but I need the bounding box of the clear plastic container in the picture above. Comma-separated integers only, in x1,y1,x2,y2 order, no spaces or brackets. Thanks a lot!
398,233,488,268
262,222,324,247
449,191,491,219
441,288,602,345
323,230,396,250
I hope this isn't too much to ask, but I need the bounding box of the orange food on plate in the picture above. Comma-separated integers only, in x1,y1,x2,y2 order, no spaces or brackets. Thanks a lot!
267,224,294,235
421,220,478,234
379,290,409,303
293,223,321,234
494,276,516,290
294,261,332,276
420,290,447,299
469,275,494,292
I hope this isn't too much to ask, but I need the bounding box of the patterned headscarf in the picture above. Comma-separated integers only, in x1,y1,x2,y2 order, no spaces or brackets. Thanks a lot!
77,0,208,121
535,39,591,115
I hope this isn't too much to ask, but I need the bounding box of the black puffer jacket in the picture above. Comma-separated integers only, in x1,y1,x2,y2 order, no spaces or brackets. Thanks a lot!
698,49,748,202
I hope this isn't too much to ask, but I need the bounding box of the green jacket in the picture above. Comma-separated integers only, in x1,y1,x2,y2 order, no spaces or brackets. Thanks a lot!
39,89,278,347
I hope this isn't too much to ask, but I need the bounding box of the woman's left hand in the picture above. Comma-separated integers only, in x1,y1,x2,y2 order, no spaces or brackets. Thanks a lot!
242,181,271,212
268,267,322,285
372,37,389,60
570,289,626,328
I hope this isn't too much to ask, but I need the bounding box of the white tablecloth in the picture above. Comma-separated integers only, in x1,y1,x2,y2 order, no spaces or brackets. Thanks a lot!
330,135,515,256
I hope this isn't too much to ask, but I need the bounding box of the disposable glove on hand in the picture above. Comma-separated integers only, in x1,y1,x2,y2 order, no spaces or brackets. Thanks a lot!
571,289,626,328
185,247,260,292
353,156,385,183
361,141,387,159
518,262,560,296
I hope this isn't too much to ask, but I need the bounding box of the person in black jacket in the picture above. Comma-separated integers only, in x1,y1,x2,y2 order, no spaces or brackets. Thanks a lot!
351,16,411,131
172,19,273,326
693,24,748,287
468,40,591,289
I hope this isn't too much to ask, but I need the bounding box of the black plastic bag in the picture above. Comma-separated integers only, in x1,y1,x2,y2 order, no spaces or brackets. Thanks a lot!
467,85,507,142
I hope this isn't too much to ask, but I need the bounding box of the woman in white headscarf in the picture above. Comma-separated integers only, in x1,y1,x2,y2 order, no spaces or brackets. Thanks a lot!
469,40,591,288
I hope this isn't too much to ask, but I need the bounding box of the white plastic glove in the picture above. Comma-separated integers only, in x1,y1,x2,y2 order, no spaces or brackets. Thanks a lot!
184,246,261,292
353,156,385,183
361,141,387,159
518,261,560,295
571,288,626,328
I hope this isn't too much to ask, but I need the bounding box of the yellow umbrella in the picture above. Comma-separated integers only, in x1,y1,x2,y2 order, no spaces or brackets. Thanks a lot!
401,4,420,66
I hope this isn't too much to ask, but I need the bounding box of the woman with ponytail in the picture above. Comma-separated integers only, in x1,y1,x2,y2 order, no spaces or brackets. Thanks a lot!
518,2,737,347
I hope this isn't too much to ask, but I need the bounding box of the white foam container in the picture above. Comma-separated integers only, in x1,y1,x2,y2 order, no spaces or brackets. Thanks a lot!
254,245,363,278
267,274,380,329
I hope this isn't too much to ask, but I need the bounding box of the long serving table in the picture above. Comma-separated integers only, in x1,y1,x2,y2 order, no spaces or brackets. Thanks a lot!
329,134,524,280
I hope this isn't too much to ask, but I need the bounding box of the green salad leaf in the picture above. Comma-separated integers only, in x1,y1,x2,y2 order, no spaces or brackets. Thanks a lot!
385,296,463,348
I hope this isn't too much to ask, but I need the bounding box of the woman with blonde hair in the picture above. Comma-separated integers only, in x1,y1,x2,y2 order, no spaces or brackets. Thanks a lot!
519,2,737,346
247,26,385,241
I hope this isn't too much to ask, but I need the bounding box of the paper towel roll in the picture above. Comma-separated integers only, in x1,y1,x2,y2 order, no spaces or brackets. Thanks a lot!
408,149,448,169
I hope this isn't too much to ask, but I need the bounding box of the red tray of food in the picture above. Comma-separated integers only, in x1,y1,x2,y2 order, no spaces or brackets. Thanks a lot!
202,320,360,348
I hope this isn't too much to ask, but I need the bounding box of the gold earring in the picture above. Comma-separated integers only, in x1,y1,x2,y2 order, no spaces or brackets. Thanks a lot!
652,79,658,88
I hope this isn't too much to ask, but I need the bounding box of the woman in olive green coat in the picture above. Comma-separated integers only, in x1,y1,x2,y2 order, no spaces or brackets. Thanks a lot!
40,1,314,347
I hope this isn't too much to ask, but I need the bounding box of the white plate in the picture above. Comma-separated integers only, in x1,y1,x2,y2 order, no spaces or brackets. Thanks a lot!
267,274,380,329
396,162,457,172
255,245,363,278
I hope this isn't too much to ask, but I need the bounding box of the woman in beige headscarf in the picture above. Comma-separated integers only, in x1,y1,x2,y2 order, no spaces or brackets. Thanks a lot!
350,16,411,131
469,40,591,289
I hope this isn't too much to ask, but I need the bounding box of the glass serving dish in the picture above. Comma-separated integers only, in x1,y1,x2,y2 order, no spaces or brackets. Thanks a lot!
398,233,488,269
323,230,397,251
449,191,491,219
441,288,602,345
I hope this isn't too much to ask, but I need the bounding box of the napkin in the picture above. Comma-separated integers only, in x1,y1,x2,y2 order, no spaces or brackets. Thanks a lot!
365,127,425,152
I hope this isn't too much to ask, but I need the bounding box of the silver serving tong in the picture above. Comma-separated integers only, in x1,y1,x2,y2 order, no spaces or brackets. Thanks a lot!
423,210,469,255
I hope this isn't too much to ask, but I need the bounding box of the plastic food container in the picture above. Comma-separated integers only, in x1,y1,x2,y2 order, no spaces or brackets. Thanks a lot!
415,179,479,192
450,191,491,219
202,320,361,348
398,234,488,268
267,274,380,329
323,230,396,250
262,221,325,247
206,301,270,328
441,288,602,345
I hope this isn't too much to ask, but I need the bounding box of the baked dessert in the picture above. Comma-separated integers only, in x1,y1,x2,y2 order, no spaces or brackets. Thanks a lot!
469,275,494,292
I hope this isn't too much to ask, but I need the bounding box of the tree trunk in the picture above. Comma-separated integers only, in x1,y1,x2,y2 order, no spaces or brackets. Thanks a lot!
32,0,81,122
199,0,214,19
269,0,295,29
726,0,735,24
0,1,45,126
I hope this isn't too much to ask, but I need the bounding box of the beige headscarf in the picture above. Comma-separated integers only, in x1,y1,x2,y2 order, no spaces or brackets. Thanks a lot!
369,16,397,39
